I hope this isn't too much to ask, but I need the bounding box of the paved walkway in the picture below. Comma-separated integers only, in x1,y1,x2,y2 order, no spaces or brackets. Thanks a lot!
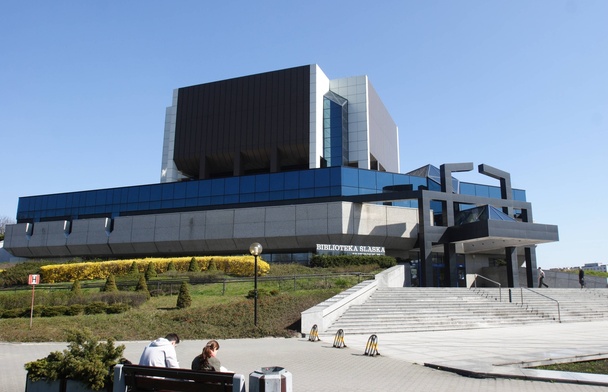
3,320,608,391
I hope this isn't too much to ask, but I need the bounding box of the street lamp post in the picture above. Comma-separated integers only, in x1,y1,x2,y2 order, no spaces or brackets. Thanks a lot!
249,242,263,326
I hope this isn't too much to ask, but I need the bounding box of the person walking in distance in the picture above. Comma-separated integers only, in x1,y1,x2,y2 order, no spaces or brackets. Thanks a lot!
579,267,586,289
538,267,549,288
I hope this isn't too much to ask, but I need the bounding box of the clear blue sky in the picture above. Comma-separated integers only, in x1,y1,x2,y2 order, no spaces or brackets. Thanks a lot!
1,1,606,269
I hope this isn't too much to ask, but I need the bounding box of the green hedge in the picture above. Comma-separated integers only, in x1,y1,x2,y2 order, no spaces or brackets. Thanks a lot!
0,302,132,319
0,261,46,287
310,254,397,268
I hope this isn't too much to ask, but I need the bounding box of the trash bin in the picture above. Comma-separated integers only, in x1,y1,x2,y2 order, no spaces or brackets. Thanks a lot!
249,366,292,392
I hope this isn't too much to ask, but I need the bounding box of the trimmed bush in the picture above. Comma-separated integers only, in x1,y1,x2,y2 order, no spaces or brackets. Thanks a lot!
135,274,151,300
1,308,26,318
31,305,44,317
176,281,192,309
39,256,270,283
310,254,397,268
93,291,148,307
24,329,125,391
0,260,46,287
128,261,139,275
85,302,107,315
145,263,157,280
66,304,84,316
40,306,69,317
207,259,217,271
106,303,129,314
188,270,226,284
101,274,118,292
0,291,34,310
70,280,83,296
188,257,200,272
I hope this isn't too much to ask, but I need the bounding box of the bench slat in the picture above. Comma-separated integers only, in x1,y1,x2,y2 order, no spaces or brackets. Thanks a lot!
131,375,230,392
120,364,237,392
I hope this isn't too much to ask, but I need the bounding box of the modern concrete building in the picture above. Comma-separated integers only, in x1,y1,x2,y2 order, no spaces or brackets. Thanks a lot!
3,65,559,287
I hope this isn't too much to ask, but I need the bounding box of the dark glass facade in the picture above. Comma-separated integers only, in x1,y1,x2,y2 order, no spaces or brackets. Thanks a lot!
323,92,349,167
16,167,525,224
174,65,311,179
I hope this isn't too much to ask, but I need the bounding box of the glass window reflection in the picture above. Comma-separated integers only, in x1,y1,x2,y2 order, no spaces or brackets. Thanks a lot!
15,167,532,223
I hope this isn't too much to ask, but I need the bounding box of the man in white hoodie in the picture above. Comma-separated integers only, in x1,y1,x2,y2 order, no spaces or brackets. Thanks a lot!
138,333,180,368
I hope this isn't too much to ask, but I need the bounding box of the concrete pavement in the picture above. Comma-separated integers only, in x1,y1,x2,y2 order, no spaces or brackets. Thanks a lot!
327,319,608,387
3,320,608,391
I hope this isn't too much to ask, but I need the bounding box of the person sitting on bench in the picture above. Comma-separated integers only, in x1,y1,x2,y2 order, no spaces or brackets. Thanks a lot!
138,333,180,368
191,339,230,372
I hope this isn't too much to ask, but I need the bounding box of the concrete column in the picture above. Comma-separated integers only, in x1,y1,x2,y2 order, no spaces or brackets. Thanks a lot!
444,243,458,287
441,200,453,227
417,191,433,287
506,246,519,287
419,237,434,287
478,164,514,217
525,247,537,288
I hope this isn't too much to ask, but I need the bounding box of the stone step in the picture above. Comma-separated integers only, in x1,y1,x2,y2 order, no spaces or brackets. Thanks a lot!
324,287,608,334
324,319,558,335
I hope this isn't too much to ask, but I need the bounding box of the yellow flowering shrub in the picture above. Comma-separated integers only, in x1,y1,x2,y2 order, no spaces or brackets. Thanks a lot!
39,255,270,283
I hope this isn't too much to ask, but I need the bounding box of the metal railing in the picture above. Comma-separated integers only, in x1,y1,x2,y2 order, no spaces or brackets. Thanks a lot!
1,272,374,294
471,274,502,302
519,287,561,323
215,272,373,295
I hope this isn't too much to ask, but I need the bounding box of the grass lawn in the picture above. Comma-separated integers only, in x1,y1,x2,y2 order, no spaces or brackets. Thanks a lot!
0,276,349,342
535,360,608,375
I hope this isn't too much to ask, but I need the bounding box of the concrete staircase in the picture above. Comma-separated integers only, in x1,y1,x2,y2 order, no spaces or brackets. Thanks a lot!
323,287,608,335
482,287,608,323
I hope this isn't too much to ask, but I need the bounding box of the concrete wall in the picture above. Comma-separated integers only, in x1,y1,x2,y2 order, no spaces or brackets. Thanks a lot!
4,202,419,259
376,263,407,288
300,264,406,333
301,279,377,334
0,241,14,262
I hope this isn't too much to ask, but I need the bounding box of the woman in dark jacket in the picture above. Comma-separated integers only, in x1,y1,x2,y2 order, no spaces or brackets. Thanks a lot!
191,340,227,372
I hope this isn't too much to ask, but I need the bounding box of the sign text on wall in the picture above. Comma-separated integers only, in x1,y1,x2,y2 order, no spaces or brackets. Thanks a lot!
316,243,386,256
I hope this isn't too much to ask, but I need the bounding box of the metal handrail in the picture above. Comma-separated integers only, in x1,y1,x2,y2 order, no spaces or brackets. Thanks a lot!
472,274,502,302
520,287,561,323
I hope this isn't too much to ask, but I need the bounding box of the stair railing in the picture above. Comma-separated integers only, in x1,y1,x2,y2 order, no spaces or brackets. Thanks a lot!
520,287,561,323
472,274,502,302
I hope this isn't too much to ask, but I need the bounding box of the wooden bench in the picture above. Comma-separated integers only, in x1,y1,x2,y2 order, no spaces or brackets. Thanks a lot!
113,364,246,392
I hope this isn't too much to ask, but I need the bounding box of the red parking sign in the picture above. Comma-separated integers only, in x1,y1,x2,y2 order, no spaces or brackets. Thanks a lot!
28,274,40,285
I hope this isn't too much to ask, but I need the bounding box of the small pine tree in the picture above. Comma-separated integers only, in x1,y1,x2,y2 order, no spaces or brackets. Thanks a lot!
102,274,118,292
135,274,151,299
188,257,200,272
167,261,176,272
71,279,83,296
176,281,192,309
145,262,157,281
129,261,139,275
207,259,217,271
24,328,125,391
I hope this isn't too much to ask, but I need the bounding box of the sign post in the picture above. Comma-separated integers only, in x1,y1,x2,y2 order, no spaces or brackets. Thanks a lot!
28,274,40,329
